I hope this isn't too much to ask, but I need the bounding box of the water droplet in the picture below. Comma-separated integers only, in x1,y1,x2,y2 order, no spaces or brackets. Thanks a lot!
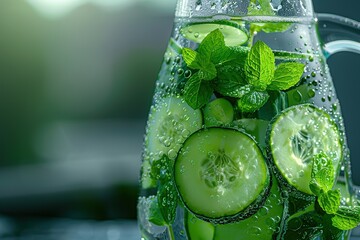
175,56,181,64
332,103,337,111
184,70,192,78
195,2,202,11
251,226,262,235
311,72,316,77
307,89,315,98
177,68,184,75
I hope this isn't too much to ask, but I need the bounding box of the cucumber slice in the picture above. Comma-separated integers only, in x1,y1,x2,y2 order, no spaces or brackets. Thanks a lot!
185,211,215,240
180,21,248,46
214,176,287,240
174,127,270,224
141,96,202,188
203,98,234,127
268,104,342,195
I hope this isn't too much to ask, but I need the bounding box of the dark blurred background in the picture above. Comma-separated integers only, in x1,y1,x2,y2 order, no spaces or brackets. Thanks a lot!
0,0,359,239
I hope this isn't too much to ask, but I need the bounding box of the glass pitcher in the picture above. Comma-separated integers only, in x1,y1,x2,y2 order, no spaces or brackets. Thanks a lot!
137,0,360,239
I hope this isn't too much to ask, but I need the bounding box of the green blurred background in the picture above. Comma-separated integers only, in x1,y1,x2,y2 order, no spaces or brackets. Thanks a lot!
0,0,359,238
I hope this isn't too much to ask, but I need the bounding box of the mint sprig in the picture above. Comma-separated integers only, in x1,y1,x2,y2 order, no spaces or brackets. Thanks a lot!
309,152,360,231
332,206,360,230
182,30,304,112
182,29,247,109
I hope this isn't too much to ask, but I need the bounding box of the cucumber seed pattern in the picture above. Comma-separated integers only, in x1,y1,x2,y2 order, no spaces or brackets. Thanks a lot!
200,149,239,189
291,129,314,164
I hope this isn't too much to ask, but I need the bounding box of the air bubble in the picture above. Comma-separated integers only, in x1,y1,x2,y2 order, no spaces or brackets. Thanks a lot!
175,56,181,64
177,68,184,75
307,89,315,98
184,70,192,78
251,226,262,236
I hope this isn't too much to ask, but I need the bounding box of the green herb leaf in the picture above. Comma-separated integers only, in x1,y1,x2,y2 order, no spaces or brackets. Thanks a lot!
309,152,335,196
150,155,173,183
267,62,305,90
158,181,178,224
237,89,269,112
182,48,217,80
332,206,360,230
245,41,275,91
247,0,274,16
182,48,198,67
318,189,341,214
261,22,293,33
184,72,213,109
198,65,217,81
148,196,166,226
198,29,226,60
214,64,246,94
217,84,252,98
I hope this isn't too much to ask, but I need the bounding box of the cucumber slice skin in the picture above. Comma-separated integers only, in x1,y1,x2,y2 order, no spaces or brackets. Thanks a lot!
180,21,249,46
174,127,271,224
141,96,203,189
267,104,343,196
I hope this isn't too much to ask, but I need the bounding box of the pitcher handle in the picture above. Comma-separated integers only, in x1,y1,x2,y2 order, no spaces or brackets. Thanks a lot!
316,13,360,202
317,13,360,57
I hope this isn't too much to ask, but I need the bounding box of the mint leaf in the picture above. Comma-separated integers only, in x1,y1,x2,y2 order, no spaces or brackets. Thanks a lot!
309,152,335,196
198,65,217,81
158,181,178,224
148,196,166,226
318,189,341,214
182,48,217,80
150,155,173,183
332,206,360,230
245,41,275,91
184,72,213,109
182,47,198,67
198,29,225,60
214,64,246,95
218,84,251,98
267,62,305,90
247,0,273,16
237,90,269,112
261,22,293,33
